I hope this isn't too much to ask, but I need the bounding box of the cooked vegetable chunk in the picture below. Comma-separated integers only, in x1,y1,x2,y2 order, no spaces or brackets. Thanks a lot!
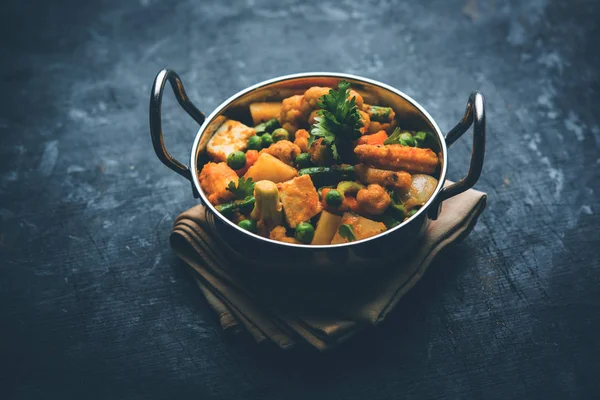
295,153,312,169
261,133,273,148
247,135,262,150
401,174,439,210
308,137,332,166
367,120,397,135
325,189,343,207
259,140,301,166
234,149,259,176
215,196,255,216
294,222,315,244
365,105,395,123
330,213,387,244
354,144,439,174
348,89,364,110
206,119,256,162
238,219,258,233
244,152,298,183
356,130,387,145
277,175,322,228
272,128,290,142
302,86,331,112
358,110,371,134
336,181,365,197
279,94,305,134
355,163,412,190
298,164,355,186
254,118,281,135
250,102,282,126
250,180,284,231
198,162,238,205
227,151,246,170
269,226,300,244
356,184,391,215
311,210,343,245
294,129,310,153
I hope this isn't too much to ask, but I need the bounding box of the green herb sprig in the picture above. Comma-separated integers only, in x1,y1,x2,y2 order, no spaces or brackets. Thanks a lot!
310,80,363,161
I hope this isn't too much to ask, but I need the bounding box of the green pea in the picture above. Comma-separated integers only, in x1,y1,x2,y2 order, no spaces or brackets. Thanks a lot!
227,151,246,170
271,128,289,143
247,135,262,151
295,153,313,169
237,219,257,233
294,222,315,244
261,133,273,148
325,189,343,207
398,132,415,147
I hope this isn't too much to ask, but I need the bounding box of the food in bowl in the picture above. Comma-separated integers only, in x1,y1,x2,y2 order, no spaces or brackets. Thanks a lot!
197,80,441,246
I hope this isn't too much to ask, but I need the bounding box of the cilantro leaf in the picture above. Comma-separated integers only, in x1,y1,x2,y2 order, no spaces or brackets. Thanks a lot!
310,80,363,162
226,176,255,200
338,223,356,242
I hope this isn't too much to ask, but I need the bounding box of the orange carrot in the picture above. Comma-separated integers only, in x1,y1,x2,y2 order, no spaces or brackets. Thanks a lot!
340,195,360,213
356,130,388,146
235,150,259,176
320,188,332,207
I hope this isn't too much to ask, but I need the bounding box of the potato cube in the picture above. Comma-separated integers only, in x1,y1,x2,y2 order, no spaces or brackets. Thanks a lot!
244,153,298,183
330,213,386,244
249,102,282,125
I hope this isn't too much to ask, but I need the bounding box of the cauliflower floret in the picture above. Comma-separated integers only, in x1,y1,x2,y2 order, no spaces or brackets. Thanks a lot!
302,86,331,112
294,129,310,153
279,94,305,134
356,184,391,215
198,162,237,205
259,140,301,166
269,226,300,244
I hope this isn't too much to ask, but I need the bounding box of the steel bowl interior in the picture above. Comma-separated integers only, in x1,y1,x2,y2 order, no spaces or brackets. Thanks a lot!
190,73,448,249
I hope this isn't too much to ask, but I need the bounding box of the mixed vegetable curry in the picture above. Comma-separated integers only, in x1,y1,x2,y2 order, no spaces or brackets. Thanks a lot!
198,81,441,245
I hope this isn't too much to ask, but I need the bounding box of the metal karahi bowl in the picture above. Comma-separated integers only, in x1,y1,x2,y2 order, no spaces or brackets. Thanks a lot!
149,70,485,272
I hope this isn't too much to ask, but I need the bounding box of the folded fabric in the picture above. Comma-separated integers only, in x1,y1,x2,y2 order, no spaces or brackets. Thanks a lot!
170,186,487,351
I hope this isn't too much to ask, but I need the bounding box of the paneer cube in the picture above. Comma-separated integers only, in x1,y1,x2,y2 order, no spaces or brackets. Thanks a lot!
206,119,255,162
277,175,322,228
330,212,386,244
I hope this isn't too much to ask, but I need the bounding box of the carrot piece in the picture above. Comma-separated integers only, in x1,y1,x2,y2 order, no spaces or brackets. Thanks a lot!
340,195,360,213
320,188,332,207
235,150,259,176
356,130,388,146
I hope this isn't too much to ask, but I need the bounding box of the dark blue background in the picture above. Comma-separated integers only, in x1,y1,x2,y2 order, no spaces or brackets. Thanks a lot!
1,0,599,398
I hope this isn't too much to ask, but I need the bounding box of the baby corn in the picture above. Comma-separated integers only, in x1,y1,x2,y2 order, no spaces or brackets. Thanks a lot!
355,164,412,190
354,144,439,174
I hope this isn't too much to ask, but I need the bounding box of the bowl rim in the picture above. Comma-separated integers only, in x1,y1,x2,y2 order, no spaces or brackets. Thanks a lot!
190,72,448,249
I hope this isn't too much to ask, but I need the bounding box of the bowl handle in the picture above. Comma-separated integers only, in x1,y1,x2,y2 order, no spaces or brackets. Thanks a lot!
428,91,486,220
149,69,206,189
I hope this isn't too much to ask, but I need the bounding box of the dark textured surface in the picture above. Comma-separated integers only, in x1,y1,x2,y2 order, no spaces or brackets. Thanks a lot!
1,0,599,398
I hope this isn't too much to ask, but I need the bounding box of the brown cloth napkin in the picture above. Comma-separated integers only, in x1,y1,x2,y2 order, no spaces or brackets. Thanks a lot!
170,185,487,351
